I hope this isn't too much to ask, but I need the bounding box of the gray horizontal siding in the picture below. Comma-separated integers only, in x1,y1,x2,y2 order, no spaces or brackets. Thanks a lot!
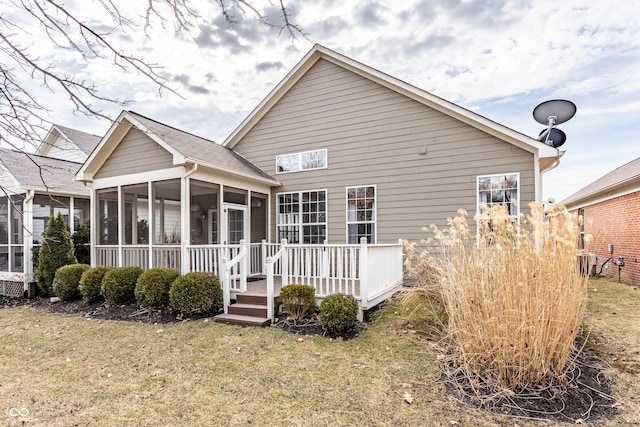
234,59,536,244
95,128,174,179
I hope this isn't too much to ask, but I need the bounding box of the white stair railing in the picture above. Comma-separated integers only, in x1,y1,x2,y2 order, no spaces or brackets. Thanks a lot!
265,239,287,320
221,239,248,314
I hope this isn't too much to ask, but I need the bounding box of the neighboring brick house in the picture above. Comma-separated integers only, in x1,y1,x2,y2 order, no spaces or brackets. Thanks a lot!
561,157,640,285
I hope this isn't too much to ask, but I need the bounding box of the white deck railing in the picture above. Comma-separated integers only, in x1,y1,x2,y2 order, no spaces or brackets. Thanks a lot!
95,238,404,319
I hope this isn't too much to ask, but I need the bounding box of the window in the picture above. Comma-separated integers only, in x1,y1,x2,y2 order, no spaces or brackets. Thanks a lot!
347,185,376,243
276,149,327,173
477,173,519,217
277,190,327,244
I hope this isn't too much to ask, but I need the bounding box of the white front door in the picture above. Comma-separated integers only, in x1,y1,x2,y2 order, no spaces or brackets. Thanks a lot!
222,204,248,245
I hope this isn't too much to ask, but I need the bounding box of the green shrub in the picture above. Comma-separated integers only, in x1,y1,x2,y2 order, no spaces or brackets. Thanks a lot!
36,213,77,296
79,266,113,303
101,266,143,304
169,272,222,316
320,293,359,333
52,264,91,301
279,284,317,320
135,268,180,308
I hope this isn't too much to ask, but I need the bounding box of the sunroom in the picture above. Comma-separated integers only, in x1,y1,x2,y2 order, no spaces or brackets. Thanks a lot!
76,111,404,323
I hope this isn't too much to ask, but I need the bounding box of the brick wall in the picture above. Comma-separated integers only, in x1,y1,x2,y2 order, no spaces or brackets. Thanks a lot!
579,191,640,285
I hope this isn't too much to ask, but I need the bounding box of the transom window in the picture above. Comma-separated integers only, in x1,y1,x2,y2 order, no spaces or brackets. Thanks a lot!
277,190,327,244
276,149,327,173
347,185,376,243
477,173,519,217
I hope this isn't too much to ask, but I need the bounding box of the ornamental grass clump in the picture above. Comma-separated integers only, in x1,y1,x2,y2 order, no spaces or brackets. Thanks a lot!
406,203,588,394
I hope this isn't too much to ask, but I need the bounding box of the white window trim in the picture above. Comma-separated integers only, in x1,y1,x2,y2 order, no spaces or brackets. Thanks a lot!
476,172,521,218
346,184,377,244
276,189,328,244
275,149,328,174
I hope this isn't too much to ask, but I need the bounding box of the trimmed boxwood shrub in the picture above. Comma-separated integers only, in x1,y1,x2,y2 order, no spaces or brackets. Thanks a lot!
319,293,359,333
101,266,143,304
52,264,91,301
135,268,180,308
169,272,222,316
79,266,113,303
280,284,316,320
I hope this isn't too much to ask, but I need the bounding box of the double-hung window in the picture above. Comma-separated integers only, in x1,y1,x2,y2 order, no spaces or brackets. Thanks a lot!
347,185,376,243
276,190,327,244
477,173,519,217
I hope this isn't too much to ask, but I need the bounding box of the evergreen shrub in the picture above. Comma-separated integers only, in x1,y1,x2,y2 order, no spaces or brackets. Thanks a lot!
52,263,91,301
79,266,113,303
101,266,143,304
279,284,316,320
169,272,222,316
319,293,359,333
135,268,180,308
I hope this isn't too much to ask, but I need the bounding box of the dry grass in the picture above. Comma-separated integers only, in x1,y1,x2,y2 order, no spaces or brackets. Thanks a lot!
404,203,588,393
0,306,512,427
1,275,639,425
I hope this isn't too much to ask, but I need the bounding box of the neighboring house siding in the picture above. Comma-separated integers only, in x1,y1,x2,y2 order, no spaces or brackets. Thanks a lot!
580,191,640,285
42,135,87,162
233,59,536,244
95,128,174,179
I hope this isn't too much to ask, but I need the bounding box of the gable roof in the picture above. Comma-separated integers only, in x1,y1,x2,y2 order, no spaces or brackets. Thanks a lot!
76,111,278,185
222,44,560,171
37,124,102,158
0,147,88,195
561,156,640,209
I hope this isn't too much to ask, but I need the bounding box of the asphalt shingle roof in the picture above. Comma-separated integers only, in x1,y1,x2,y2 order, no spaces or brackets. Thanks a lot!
561,156,640,207
0,147,88,194
128,111,276,183
54,125,102,156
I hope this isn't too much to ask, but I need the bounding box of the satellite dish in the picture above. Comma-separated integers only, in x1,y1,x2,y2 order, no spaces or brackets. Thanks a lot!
538,128,567,148
533,99,577,125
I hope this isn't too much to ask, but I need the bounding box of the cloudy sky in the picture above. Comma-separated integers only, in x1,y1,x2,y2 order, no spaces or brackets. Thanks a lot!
3,0,639,202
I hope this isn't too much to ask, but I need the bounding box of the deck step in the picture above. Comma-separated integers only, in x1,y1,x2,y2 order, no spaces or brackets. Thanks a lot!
213,313,271,327
228,303,268,318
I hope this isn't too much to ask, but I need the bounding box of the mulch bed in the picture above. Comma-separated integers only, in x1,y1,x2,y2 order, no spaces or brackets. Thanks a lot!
440,335,618,424
0,295,366,340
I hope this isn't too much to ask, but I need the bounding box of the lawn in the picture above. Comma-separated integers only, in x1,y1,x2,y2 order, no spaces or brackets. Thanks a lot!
1,278,639,426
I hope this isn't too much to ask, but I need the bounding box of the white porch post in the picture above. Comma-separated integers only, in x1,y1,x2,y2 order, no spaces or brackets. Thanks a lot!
240,238,247,292
266,255,275,320
281,238,288,287
117,185,123,267
23,190,35,293
261,239,267,275
181,175,190,274
90,186,97,267
359,237,369,313
147,181,154,269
